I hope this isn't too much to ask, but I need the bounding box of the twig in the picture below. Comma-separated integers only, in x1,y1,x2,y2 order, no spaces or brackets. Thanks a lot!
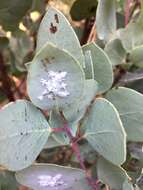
125,0,132,26
52,112,99,190
0,53,15,101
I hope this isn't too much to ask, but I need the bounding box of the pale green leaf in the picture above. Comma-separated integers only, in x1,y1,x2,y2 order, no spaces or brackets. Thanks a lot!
83,98,126,165
97,157,129,190
36,6,85,67
64,79,97,123
130,45,143,68
96,0,116,41
116,23,143,52
27,42,85,110
106,87,143,142
105,38,126,66
82,42,113,93
16,164,92,190
0,100,51,171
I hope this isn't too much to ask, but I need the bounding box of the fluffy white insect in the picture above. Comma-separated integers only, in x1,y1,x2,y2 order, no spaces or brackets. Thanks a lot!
38,70,70,100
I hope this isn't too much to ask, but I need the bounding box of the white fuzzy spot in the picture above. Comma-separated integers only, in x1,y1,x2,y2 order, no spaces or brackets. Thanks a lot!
38,70,70,100
38,174,66,188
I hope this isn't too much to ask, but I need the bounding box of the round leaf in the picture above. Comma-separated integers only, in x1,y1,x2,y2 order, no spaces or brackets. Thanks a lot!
97,157,129,190
83,98,126,165
16,164,91,190
105,38,126,66
0,100,51,171
130,45,143,68
36,6,85,67
27,43,85,110
106,87,143,142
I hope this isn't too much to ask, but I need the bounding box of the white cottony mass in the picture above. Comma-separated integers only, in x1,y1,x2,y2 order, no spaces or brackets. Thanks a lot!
38,174,66,188
38,70,70,100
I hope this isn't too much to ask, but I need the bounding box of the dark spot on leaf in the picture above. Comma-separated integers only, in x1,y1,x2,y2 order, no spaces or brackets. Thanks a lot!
50,23,57,33
54,14,59,23
24,107,27,122
25,155,27,160
20,132,23,135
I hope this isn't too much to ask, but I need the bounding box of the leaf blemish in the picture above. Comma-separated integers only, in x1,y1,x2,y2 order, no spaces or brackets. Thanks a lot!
54,14,59,23
49,22,57,34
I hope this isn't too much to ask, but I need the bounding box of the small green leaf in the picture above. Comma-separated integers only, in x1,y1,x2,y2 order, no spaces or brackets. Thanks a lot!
64,79,97,123
27,42,85,110
105,38,126,66
96,0,116,41
0,100,51,171
116,23,143,52
36,6,85,67
82,42,113,93
83,98,126,165
130,45,143,68
97,157,129,190
49,110,70,146
106,87,143,142
70,0,98,21
16,164,91,190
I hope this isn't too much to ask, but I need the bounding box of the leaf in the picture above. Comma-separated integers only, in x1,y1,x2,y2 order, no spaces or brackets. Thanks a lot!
70,0,98,21
0,171,18,190
15,164,92,190
27,42,85,110
36,6,85,67
49,110,69,146
116,23,143,52
130,45,143,68
0,100,51,171
64,79,97,123
0,0,32,31
82,42,113,93
123,179,134,190
96,0,116,41
105,38,126,66
97,157,129,190
83,98,126,165
106,87,143,142
9,31,33,72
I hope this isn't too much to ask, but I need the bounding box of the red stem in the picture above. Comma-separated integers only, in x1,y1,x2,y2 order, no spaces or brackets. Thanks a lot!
53,122,99,190
125,0,131,26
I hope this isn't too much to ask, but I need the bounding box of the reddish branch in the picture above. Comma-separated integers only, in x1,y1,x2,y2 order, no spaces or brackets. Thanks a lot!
52,112,99,190
0,53,15,101
125,0,131,26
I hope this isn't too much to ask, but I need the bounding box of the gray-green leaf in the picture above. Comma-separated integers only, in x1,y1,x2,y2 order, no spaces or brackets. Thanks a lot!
36,6,85,67
105,38,126,66
96,0,116,41
97,157,129,190
27,42,85,110
106,87,143,142
82,42,113,93
83,98,126,165
16,164,91,190
0,100,51,171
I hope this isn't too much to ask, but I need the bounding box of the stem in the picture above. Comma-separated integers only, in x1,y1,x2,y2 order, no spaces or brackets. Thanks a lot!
125,0,131,26
0,53,15,101
53,113,99,190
